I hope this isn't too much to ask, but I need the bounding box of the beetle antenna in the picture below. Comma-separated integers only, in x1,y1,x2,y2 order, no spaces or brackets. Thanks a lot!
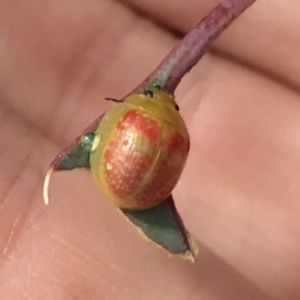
105,97,123,103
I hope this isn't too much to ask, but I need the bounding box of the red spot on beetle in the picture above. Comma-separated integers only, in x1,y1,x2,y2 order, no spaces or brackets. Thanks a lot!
167,131,189,154
117,110,161,145
104,126,153,198
138,159,184,207
104,141,152,198
137,132,189,207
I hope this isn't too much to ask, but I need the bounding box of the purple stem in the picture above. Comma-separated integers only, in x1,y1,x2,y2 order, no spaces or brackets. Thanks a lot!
133,0,256,95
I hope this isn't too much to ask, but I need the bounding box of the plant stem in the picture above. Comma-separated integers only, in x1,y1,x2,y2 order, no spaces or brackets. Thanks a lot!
134,0,256,95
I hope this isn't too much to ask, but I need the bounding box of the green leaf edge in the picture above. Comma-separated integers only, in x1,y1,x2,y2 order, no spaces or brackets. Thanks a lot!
121,195,198,262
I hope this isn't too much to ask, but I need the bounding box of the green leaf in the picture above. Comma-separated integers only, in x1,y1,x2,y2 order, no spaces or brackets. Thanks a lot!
51,132,95,171
47,115,104,172
121,195,198,262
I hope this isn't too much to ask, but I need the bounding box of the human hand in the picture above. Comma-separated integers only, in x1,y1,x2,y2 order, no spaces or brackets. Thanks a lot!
0,1,299,299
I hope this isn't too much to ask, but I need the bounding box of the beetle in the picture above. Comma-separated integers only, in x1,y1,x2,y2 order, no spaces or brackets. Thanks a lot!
89,88,190,210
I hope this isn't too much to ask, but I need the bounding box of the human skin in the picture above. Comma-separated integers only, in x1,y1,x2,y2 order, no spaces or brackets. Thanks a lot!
0,0,300,299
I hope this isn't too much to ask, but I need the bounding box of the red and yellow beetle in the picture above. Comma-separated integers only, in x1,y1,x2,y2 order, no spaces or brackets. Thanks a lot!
90,88,190,210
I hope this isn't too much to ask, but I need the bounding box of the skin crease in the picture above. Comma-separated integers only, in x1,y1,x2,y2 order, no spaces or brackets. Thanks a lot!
0,0,300,299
